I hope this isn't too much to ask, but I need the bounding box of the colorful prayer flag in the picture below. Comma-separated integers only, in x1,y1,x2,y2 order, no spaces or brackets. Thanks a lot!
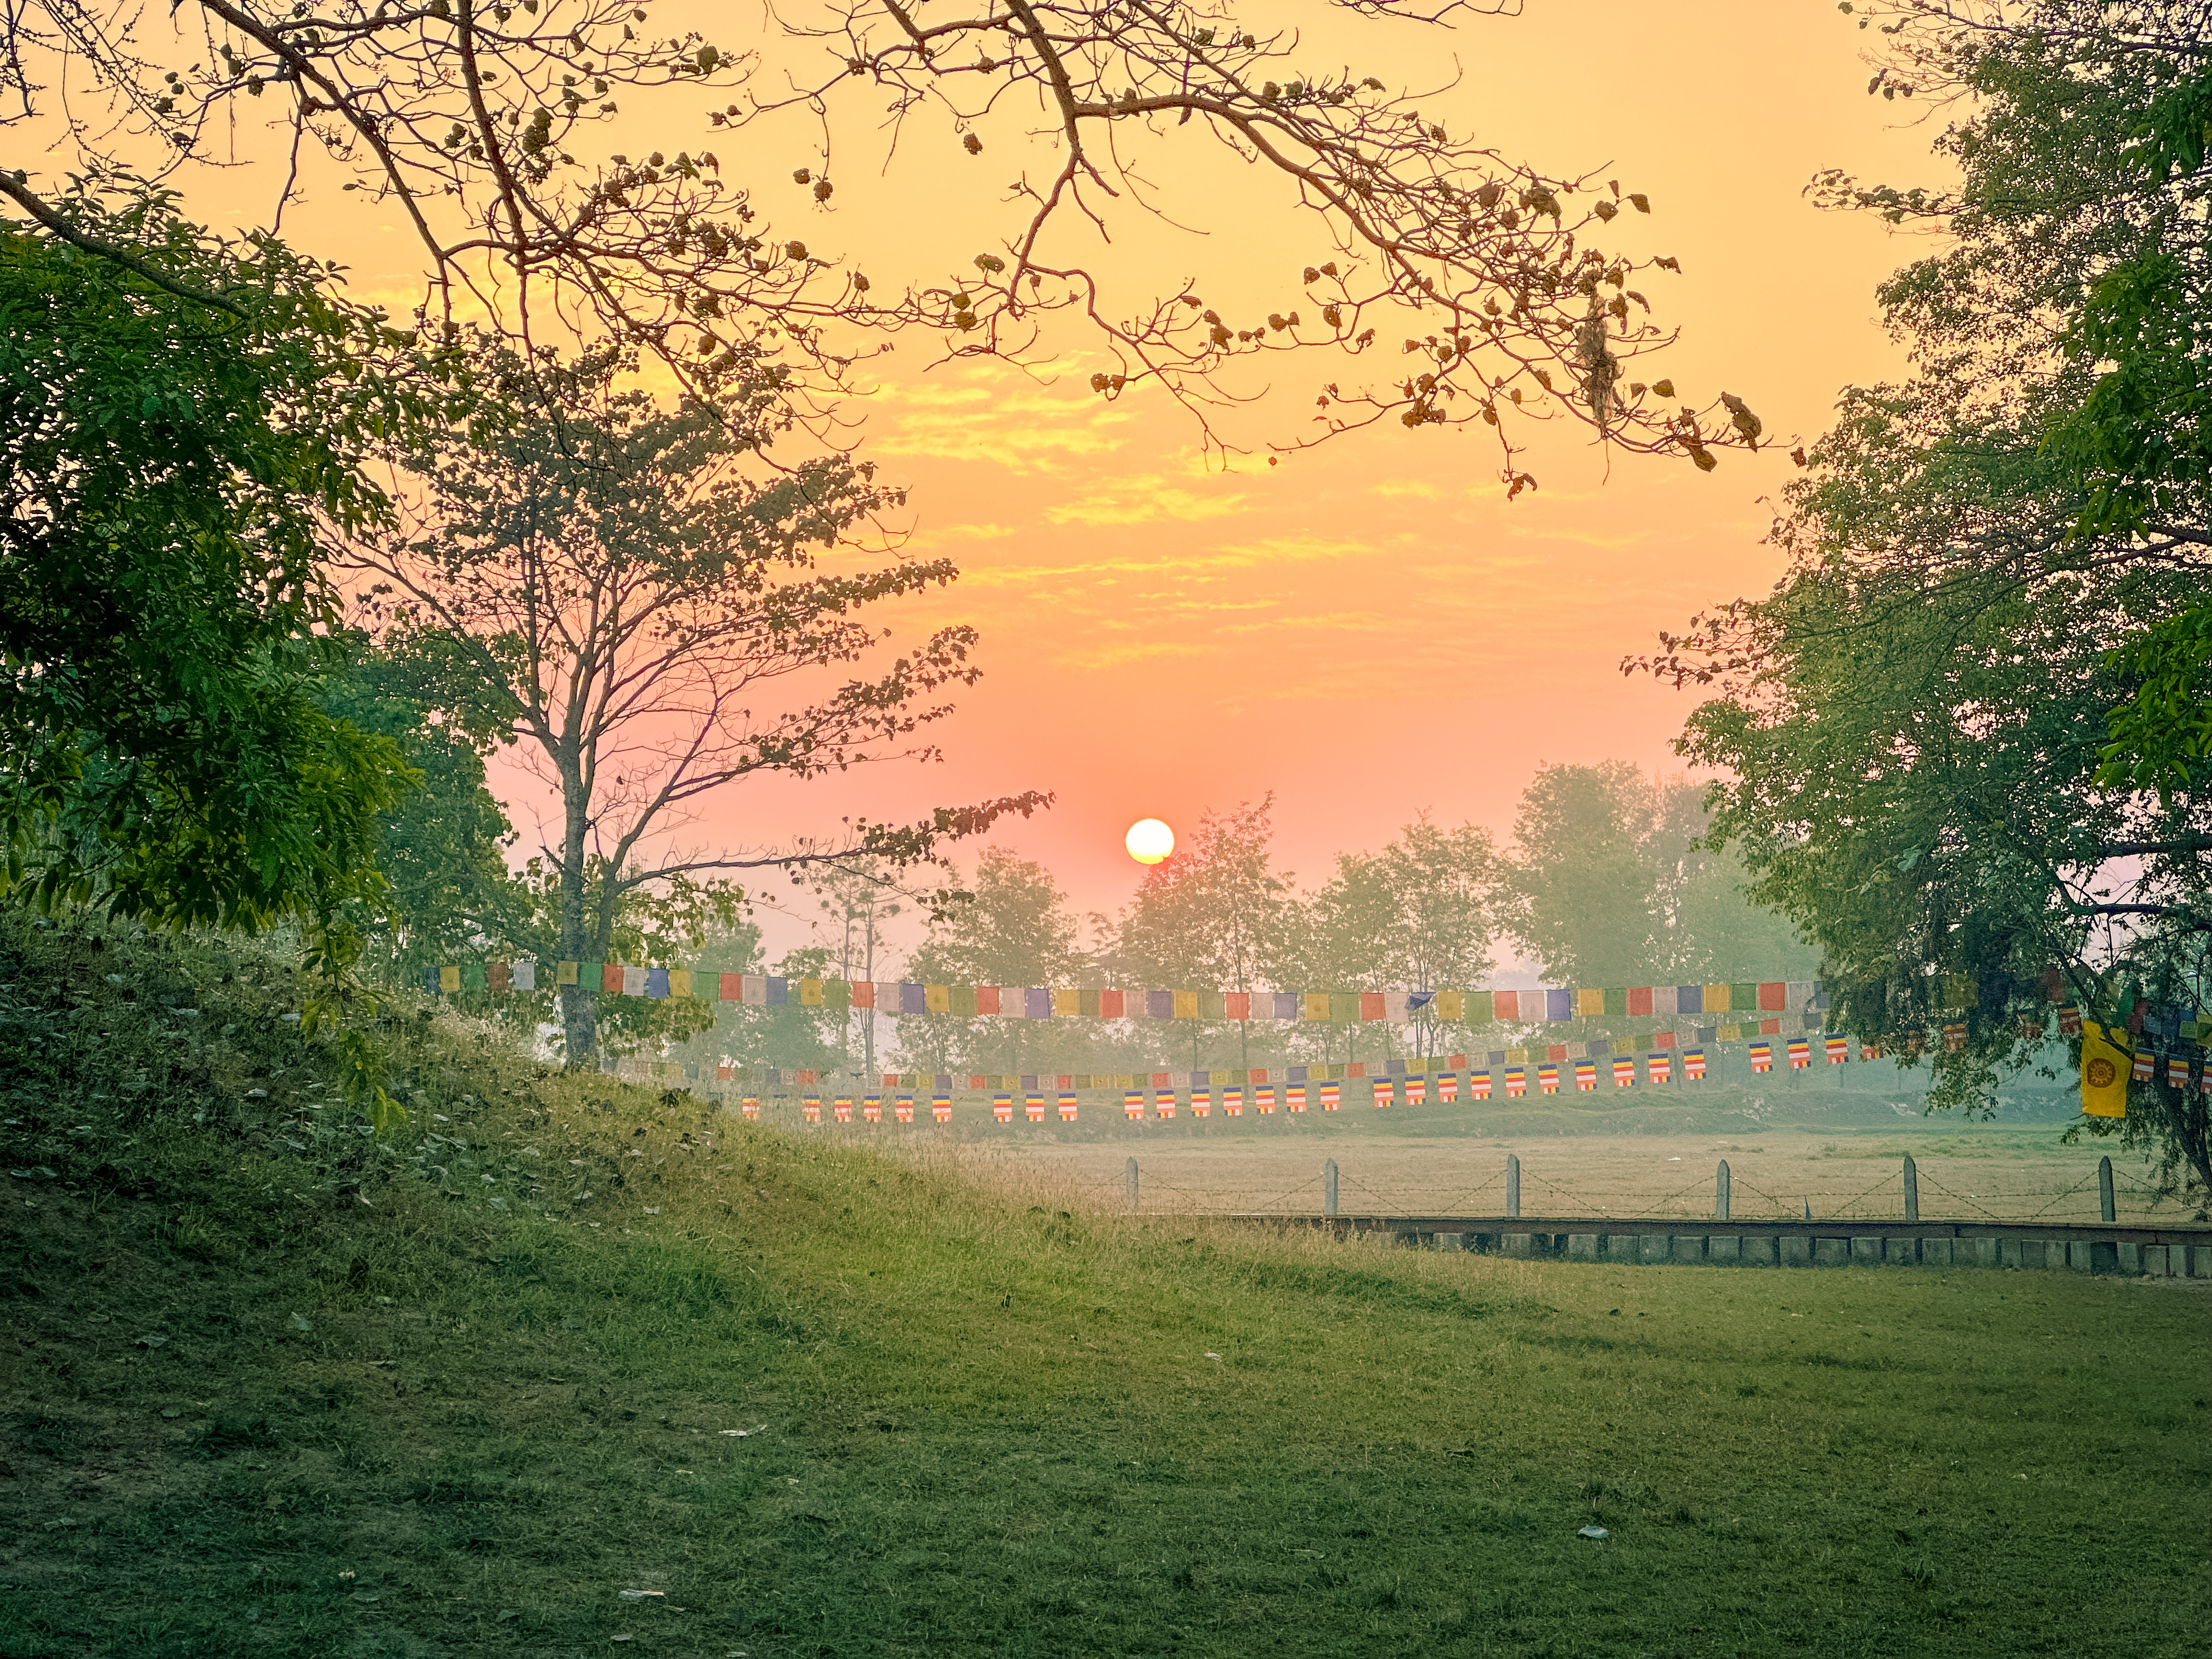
1058,1090,1077,1122
741,1096,760,1121
1787,1038,1811,1069
1826,1035,1849,1064
646,967,670,999
1612,1057,1635,1087
833,1098,853,1124
1405,1077,1426,1107
1287,1084,1307,1113
1255,1086,1276,1114
1748,1042,1773,1073
1575,1060,1598,1092
1647,1053,1672,1084
2166,1054,2190,1090
862,1096,883,1124
1319,1082,1341,1111
2081,1022,2130,1116
994,1094,1014,1124
2130,1048,2154,1084
1684,1048,1707,1081
1124,1090,1146,1120
802,1096,822,1124
1223,1087,1244,1117
1538,1064,1560,1094
1372,1079,1393,1107
2057,1005,2083,1037
1468,1070,1491,1101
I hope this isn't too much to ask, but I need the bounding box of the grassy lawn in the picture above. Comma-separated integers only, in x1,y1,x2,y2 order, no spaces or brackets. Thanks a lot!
6,1090,2208,1659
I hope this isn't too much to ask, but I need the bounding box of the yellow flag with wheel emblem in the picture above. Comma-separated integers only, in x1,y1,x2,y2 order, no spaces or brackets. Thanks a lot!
2081,1021,2130,1118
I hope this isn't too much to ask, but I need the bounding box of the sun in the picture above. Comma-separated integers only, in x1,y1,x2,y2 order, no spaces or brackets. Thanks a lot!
1125,818,1175,865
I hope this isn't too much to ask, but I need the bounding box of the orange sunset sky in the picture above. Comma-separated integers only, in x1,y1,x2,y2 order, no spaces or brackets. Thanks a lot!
148,0,1945,958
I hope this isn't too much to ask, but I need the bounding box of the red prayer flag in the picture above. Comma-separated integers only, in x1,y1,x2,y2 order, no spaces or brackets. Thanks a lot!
1758,981,1786,1011
1627,986,1653,1017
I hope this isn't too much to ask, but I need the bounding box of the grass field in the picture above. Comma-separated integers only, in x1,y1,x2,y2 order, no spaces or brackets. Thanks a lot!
3,922,2208,1657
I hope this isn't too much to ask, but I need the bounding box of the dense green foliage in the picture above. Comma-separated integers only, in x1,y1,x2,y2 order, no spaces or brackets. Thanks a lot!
0,185,424,970
1646,1,2212,1201
1502,764,1815,989
0,913,2202,1659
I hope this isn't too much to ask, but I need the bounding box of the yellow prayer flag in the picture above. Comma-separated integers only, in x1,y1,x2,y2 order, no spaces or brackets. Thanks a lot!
1053,988,1080,1017
1575,988,1605,1018
556,960,579,986
668,968,692,1000
1703,984,1732,1013
2080,1021,2130,1118
1434,990,1464,1022
439,965,461,993
799,977,823,1006
1303,992,1330,1022
1718,1023,1741,1043
924,983,950,1014
1172,990,1199,1019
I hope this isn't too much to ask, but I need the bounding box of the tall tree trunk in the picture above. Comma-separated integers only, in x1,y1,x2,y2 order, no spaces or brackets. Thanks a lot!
557,766,597,1066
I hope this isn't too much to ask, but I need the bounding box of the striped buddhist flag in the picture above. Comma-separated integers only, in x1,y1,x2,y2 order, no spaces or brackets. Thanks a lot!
1058,1090,1077,1122
2131,1049,2155,1084
1320,1082,1341,1111
862,1096,882,1124
1405,1077,1427,1107
994,1094,1014,1124
1647,1053,1671,1084
1156,1093,1177,1119
1286,1084,1307,1113
2057,1005,2083,1037
1749,1042,1773,1073
740,1096,760,1121
1471,1071,1493,1101
1787,1039,1812,1069
1190,1088,1211,1119
1124,1090,1146,1120
1574,1060,1598,1092
1826,1035,1849,1064
929,1093,950,1124
1025,1092,1047,1122
1372,1078,1393,1108
1504,1067,1526,1098
1223,1087,1244,1116
1685,1048,1707,1080
2166,1054,2190,1090
1255,1086,1276,1114
1438,1072,1459,1104
832,1098,853,1124
1612,1057,1635,1087
1538,1064,1560,1094
802,1096,822,1124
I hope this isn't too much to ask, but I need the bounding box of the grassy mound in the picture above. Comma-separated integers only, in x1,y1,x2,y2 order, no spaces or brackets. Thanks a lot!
2,917,2206,1658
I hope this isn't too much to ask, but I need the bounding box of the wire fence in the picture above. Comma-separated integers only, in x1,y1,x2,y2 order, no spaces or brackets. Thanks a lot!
1088,1153,2188,1226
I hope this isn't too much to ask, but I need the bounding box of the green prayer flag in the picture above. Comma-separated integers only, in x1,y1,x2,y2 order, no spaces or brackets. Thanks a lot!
1603,987,1628,1017
1466,990,1494,1025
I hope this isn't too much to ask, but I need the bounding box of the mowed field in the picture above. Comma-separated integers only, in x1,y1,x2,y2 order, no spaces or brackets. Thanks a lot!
926,1126,2175,1226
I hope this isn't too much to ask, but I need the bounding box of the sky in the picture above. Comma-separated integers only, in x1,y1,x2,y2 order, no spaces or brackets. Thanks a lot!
104,0,1948,966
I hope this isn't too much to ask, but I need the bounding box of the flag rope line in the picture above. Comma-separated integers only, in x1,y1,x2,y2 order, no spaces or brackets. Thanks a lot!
1824,1169,1905,1220
1908,1170,2006,1222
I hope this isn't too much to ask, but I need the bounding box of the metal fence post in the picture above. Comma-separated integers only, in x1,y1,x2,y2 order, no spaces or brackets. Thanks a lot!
1506,1153,1520,1220
1903,1154,1918,1223
1126,1156,1139,1214
1323,1158,1339,1218
1716,1159,1731,1221
2098,1155,2115,1224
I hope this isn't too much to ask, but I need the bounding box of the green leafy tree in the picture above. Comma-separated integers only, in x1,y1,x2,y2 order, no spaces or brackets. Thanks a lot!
1118,798,1291,1070
1502,763,1667,988
1640,1,2211,1202
896,848,1099,1079
357,339,1035,1065
0,180,425,973
319,638,531,988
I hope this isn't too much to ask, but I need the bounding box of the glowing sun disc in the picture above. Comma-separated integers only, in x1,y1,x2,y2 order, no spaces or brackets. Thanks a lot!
1125,819,1175,865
